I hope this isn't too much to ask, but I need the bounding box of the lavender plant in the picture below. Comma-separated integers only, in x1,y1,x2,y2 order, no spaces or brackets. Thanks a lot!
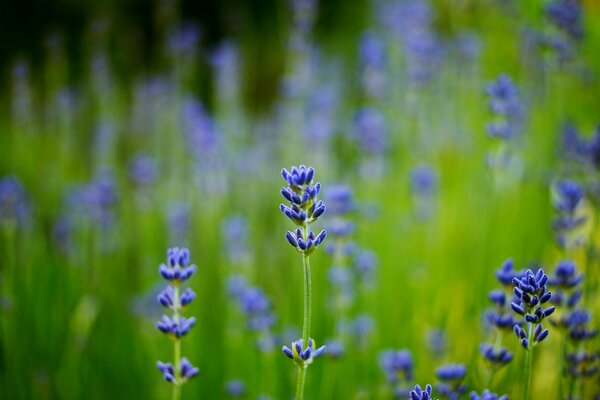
226,274,276,352
379,349,413,398
553,180,586,251
156,247,199,399
479,259,519,386
485,74,523,174
510,268,555,399
435,364,467,400
279,165,327,399
549,260,598,398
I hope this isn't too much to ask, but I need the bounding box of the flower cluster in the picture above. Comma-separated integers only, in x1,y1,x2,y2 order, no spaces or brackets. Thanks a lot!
282,338,326,368
226,275,276,352
485,74,522,141
280,165,327,254
469,390,508,400
410,384,434,400
545,0,583,41
435,364,468,399
548,261,599,380
379,349,413,398
359,30,386,99
159,247,197,283
552,180,586,249
157,358,198,384
410,164,438,220
511,269,555,349
156,247,199,385
0,176,29,227
479,259,518,369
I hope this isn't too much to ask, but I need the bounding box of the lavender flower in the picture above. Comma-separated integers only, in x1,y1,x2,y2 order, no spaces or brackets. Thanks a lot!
511,269,555,349
226,274,276,351
225,379,246,397
129,153,158,187
156,247,199,394
469,390,508,400
479,344,513,366
282,338,326,367
221,215,250,263
553,180,586,249
0,176,29,227
545,0,583,41
485,74,523,141
379,349,413,384
436,364,468,399
410,164,438,220
353,108,388,157
410,384,434,400
280,165,327,254
359,30,387,99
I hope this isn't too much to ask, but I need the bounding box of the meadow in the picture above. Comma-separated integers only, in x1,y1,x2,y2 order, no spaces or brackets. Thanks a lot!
1,0,600,399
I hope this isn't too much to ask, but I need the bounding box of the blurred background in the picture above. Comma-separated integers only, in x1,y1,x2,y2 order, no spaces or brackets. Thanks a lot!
1,0,600,399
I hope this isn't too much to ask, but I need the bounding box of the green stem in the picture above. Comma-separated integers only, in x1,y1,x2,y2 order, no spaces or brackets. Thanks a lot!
173,285,181,400
523,323,534,400
295,225,312,400
296,366,307,400
302,246,312,348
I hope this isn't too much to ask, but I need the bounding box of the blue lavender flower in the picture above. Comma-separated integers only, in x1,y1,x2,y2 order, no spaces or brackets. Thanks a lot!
221,215,250,263
410,164,438,220
156,247,199,388
549,260,583,307
324,338,345,359
495,258,522,287
359,30,387,99
511,269,555,349
168,201,190,245
411,165,437,196
553,180,586,248
469,390,508,400
280,165,327,254
427,329,447,357
410,384,434,400
354,249,377,286
282,338,326,368
436,364,468,400
129,153,158,187
565,351,600,378
379,349,413,384
479,344,513,366
159,247,197,283
225,379,246,397
485,74,523,141
226,274,276,351
545,0,583,41
0,176,29,227
353,108,387,156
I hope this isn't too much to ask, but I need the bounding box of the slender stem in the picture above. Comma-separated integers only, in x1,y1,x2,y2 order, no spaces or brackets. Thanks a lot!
173,284,181,400
523,323,534,399
295,366,307,400
302,251,312,349
295,225,312,400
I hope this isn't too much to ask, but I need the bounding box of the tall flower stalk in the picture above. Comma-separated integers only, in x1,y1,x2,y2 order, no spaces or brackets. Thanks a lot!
510,268,556,399
279,165,327,400
156,247,199,400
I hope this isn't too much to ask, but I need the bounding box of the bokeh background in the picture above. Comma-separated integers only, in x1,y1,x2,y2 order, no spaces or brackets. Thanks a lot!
1,0,600,399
